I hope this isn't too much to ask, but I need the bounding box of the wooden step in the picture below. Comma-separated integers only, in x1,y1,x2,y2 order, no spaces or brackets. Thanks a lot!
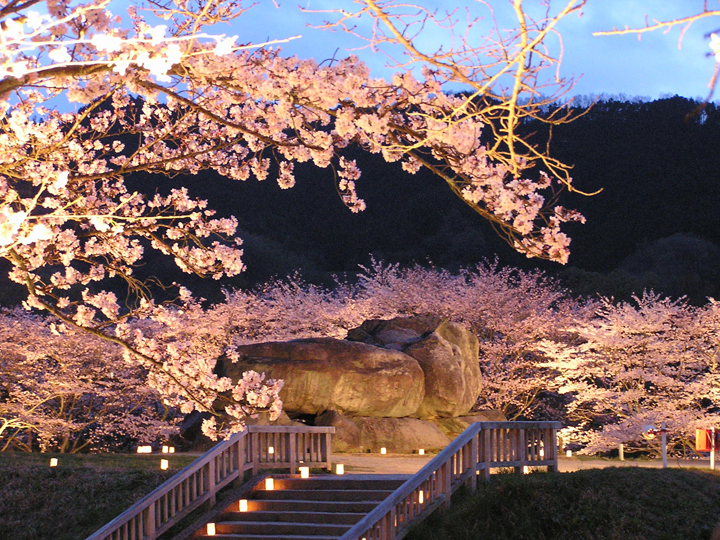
192,474,405,540
222,510,365,524
215,520,352,536
195,535,340,540
253,488,394,501
196,534,338,540
272,477,406,491
236,498,381,513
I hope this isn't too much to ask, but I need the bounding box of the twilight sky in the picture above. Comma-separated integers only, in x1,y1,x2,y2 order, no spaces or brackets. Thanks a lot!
222,0,720,102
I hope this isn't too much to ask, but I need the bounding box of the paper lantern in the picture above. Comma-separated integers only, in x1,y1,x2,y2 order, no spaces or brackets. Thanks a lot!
380,447,387,455
239,499,248,512
49,458,58,467
169,447,175,453
136,445,152,454
207,523,216,536
418,491,424,504
162,445,169,453
335,463,344,475
160,459,169,470
299,466,309,478
566,450,572,457
265,477,274,490
268,446,275,454
418,449,425,455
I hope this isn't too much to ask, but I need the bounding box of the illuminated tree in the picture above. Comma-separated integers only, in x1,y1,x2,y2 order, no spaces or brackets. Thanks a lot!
538,293,720,454
0,308,179,452
0,0,587,437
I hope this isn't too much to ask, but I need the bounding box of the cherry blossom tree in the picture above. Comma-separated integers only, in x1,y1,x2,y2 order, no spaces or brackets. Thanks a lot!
538,293,720,455
0,308,179,452
0,0,589,437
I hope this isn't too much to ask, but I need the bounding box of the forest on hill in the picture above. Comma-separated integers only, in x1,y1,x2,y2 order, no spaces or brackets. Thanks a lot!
1,95,717,307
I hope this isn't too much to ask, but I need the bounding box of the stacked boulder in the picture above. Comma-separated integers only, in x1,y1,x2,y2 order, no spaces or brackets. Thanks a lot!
215,316,503,453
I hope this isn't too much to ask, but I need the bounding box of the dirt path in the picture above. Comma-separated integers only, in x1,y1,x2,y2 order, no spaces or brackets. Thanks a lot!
336,453,718,475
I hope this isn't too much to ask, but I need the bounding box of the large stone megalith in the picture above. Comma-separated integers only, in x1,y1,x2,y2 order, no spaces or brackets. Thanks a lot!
217,337,425,417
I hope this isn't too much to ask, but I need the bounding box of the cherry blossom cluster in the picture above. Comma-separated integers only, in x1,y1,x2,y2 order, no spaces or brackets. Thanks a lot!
0,307,181,452
111,293,283,441
539,293,720,454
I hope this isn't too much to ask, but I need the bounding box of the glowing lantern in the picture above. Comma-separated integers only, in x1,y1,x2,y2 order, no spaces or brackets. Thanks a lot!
268,446,275,454
239,499,248,512
137,445,152,454
49,458,58,467
418,449,425,455
265,478,274,490
696,429,714,452
335,463,344,475
380,447,387,455
162,445,169,453
299,466,310,478
566,450,572,457
207,523,216,536
160,459,169,470
418,491,424,504
169,447,175,453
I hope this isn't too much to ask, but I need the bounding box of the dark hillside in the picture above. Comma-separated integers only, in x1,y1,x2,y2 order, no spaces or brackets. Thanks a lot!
4,95,720,307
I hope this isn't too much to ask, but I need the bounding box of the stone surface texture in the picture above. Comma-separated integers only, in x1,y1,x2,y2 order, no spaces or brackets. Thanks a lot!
347,316,483,418
352,416,451,453
432,411,508,437
217,337,425,417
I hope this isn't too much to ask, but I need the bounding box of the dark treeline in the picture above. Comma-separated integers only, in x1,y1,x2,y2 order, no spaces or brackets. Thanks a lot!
176,94,720,305
2,94,718,307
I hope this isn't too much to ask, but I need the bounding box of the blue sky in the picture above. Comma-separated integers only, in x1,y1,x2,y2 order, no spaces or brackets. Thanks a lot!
220,0,720,102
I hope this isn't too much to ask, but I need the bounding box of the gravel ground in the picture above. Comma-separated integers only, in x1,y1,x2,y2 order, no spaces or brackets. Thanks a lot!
335,453,719,475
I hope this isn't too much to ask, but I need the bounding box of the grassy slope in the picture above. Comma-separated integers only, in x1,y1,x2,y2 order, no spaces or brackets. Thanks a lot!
4,455,720,540
407,467,720,540
0,452,195,540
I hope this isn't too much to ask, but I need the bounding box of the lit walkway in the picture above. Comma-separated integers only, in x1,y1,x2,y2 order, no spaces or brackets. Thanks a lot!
335,453,720,474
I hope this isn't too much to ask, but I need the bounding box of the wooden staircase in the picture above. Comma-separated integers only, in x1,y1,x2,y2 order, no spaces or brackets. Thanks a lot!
192,475,408,540
84,422,561,540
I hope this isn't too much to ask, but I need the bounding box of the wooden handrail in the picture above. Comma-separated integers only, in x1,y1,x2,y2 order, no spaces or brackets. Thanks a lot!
84,425,334,540
338,421,561,540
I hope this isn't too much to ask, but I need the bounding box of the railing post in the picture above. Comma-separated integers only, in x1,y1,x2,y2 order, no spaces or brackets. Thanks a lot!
516,429,526,474
289,432,297,475
441,461,452,509
482,428,491,479
389,506,397,540
144,503,156,539
548,427,558,472
252,431,260,476
236,435,245,483
469,434,479,493
208,458,217,506
325,431,333,472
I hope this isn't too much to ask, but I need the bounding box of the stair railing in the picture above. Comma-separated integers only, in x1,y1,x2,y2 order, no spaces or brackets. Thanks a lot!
84,425,334,540
338,420,560,540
